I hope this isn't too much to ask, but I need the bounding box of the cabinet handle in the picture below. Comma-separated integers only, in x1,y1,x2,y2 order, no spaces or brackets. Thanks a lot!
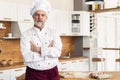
79,60,83,62
0,72,3,74
61,63,67,64
72,33,79,36
72,61,76,63
61,68,67,70
61,33,66,35
15,69,23,71
3,18,11,20
24,19,30,21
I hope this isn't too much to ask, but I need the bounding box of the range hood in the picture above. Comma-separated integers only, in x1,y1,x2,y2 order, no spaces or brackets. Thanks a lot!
11,22,34,38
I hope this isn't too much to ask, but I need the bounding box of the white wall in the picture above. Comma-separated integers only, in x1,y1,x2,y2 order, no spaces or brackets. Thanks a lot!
0,0,73,11
49,0,73,11
104,0,118,8
0,0,31,4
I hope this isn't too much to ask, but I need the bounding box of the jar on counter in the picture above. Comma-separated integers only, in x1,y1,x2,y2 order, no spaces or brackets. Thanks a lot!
8,59,14,66
1,60,7,66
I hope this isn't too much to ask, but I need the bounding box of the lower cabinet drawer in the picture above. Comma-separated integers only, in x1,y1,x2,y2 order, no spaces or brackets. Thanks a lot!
0,70,10,77
10,67,26,77
0,77,10,80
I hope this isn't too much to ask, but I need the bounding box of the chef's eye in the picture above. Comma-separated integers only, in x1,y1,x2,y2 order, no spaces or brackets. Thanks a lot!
41,14,45,16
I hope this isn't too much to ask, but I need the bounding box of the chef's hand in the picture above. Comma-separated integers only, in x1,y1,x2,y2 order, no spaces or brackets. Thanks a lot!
30,41,41,53
48,40,54,47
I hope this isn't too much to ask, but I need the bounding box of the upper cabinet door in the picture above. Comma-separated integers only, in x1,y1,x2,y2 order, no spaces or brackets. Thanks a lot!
46,9,70,36
18,4,33,22
97,14,106,48
55,10,70,36
0,1,17,21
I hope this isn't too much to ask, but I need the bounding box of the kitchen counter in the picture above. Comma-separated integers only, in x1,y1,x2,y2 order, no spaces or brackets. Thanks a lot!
0,57,88,70
59,56,89,62
17,72,120,80
0,62,25,70
60,72,120,80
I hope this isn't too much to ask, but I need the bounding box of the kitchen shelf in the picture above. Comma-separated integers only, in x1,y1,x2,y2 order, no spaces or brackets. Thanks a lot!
3,37,20,39
83,48,120,50
0,27,6,29
103,48,120,50
88,7,120,13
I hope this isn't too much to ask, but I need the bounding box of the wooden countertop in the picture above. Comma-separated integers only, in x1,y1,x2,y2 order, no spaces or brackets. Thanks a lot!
88,7,120,13
59,56,89,62
16,72,120,80
0,62,25,70
0,57,88,70
60,72,120,80
83,48,120,50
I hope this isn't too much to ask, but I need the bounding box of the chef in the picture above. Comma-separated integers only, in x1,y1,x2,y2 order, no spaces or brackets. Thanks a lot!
20,0,62,80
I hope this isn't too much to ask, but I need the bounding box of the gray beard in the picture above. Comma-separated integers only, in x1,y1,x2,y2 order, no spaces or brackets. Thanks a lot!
34,21,44,27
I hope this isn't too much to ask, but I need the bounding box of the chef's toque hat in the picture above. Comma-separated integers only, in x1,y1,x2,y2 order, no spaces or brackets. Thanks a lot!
30,0,52,15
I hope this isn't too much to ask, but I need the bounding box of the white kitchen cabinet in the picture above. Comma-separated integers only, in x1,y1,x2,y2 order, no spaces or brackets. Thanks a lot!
18,4,33,22
95,12,118,71
96,14,106,48
47,10,90,36
10,67,26,78
0,1,17,21
70,59,89,71
47,9,70,36
70,11,90,36
11,22,34,38
58,61,72,71
0,77,10,80
58,59,89,71
56,10,70,35
83,36,90,48
0,67,26,80
18,22,34,34
105,16,116,71
46,9,58,31
0,69,10,80
106,17,117,48
10,77,16,80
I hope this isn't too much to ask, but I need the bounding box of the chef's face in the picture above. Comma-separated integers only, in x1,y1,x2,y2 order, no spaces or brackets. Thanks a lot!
33,10,47,29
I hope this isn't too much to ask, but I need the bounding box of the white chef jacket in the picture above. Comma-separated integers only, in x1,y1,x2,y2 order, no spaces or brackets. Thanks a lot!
20,26,62,70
